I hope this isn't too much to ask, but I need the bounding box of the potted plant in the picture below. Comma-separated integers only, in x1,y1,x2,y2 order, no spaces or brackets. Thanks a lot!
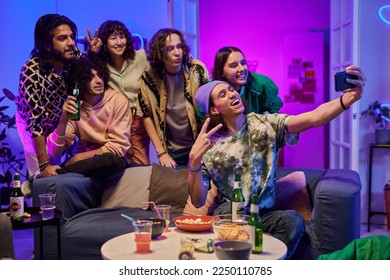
0,89,26,207
361,100,390,144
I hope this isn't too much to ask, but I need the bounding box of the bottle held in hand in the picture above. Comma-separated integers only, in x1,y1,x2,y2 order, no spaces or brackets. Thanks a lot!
70,83,80,120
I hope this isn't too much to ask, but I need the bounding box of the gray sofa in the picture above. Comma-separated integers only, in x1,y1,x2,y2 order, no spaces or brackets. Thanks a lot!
32,164,362,260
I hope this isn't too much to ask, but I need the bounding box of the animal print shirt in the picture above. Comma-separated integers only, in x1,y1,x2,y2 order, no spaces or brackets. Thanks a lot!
139,58,209,152
201,113,299,210
15,57,68,138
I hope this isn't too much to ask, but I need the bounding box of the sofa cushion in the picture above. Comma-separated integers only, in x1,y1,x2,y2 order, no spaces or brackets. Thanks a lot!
149,164,188,212
101,166,152,210
274,171,312,221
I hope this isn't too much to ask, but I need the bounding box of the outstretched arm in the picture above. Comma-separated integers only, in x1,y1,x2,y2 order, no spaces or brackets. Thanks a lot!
287,66,365,134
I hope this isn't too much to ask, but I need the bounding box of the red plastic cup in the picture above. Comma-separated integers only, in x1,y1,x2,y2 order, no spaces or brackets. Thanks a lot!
134,220,152,254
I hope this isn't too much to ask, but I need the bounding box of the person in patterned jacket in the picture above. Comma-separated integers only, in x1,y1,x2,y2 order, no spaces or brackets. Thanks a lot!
15,14,78,177
188,69,365,258
139,28,209,169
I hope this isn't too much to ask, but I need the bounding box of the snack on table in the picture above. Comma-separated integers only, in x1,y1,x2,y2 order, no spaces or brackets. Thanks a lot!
174,215,214,232
175,218,211,225
213,221,249,241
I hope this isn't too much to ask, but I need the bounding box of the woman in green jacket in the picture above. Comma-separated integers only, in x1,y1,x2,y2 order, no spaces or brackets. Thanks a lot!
212,46,283,114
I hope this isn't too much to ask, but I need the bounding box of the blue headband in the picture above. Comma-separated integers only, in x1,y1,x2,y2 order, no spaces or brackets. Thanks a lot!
195,81,228,113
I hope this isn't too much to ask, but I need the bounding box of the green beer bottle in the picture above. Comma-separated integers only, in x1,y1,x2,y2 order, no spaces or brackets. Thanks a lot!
231,172,245,221
70,83,80,120
248,193,263,254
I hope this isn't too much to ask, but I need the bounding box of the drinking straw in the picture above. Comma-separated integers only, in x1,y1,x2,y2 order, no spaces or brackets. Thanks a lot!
141,201,163,219
121,213,139,232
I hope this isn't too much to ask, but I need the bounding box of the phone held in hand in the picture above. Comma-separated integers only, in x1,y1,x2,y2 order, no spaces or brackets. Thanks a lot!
335,71,358,91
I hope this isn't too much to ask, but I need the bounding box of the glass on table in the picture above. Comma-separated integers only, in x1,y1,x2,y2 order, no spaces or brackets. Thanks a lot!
153,205,171,232
133,220,153,254
38,193,56,220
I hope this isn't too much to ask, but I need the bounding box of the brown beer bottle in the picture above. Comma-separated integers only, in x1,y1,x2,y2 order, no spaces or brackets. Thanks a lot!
10,173,24,221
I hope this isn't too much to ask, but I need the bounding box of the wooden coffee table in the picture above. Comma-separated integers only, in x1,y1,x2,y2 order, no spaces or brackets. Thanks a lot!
101,227,287,260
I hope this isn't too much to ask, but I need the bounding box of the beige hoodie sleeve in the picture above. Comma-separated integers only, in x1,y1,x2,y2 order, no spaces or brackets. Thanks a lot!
99,93,132,157
46,122,77,157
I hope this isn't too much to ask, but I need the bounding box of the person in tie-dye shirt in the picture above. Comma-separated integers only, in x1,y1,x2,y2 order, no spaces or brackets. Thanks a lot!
188,69,365,258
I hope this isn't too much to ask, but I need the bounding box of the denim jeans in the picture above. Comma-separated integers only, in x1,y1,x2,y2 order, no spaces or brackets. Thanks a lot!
32,173,104,224
261,210,305,259
213,202,305,259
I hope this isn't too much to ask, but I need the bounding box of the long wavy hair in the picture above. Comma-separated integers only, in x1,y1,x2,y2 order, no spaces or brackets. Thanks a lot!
67,56,109,100
147,28,190,79
97,20,135,63
30,14,77,68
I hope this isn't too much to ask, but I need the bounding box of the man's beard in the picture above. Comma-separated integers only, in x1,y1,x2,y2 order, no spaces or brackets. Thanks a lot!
52,48,75,64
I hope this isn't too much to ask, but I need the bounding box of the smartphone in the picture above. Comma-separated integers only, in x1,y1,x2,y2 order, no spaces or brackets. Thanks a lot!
335,71,358,91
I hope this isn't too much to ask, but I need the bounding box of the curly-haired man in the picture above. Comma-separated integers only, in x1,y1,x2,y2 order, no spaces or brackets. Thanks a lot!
46,56,131,170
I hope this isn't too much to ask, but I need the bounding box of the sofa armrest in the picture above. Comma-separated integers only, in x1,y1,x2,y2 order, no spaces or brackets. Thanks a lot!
312,169,361,255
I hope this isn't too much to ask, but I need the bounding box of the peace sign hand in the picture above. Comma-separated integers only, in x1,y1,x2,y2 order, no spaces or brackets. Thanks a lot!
188,118,222,168
84,28,102,54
